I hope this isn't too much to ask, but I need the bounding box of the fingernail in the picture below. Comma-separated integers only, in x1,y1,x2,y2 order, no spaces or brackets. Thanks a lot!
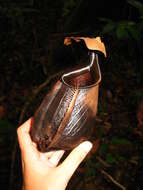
81,141,93,152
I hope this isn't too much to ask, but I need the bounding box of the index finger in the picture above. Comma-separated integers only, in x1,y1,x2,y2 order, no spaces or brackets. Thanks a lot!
58,141,92,181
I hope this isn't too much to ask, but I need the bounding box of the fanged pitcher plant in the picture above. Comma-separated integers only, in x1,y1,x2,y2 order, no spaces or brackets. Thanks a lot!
30,37,106,152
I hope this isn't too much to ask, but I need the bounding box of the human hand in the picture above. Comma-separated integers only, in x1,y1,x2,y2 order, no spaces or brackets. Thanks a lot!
17,118,93,190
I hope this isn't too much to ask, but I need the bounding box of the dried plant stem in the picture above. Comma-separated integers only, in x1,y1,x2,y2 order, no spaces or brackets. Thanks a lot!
100,169,126,190
9,71,63,190
19,71,63,124
96,156,111,168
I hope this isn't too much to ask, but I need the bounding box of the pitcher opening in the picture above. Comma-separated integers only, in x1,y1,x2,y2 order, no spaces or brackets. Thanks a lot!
62,52,101,88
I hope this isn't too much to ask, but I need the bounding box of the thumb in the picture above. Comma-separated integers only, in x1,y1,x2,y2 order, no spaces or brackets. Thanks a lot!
17,118,39,158
58,141,92,181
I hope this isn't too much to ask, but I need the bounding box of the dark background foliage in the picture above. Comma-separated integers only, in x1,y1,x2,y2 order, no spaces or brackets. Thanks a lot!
0,0,143,189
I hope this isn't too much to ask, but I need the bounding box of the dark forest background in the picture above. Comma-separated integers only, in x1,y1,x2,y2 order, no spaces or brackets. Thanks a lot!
0,0,143,190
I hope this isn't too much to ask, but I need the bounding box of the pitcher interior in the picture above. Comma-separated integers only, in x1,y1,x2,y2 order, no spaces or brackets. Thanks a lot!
62,53,101,88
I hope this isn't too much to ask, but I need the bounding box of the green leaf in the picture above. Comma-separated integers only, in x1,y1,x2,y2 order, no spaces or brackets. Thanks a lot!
98,103,105,116
127,0,143,16
102,22,115,34
106,153,117,164
138,20,143,31
127,25,142,41
85,159,98,177
116,24,129,39
127,21,136,26
98,17,113,22
98,143,108,155
118,156,126,162
110,137,132,145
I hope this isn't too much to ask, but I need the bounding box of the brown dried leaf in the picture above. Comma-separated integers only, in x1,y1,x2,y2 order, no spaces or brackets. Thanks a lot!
103,122,111,134
137,101,143,127
88,139,100,158
64,36,106,57
0,105,5,118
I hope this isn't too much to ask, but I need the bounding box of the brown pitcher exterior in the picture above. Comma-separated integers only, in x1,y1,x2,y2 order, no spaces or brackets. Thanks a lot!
30,37,106,152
